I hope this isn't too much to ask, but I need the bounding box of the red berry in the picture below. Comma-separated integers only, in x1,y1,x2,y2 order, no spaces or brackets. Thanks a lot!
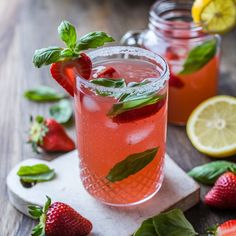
165,47,180,61
205,172,236,209
50,53,92,96
29,116,75,153
215,220,236,236
169,71,184,88
93,66,119,79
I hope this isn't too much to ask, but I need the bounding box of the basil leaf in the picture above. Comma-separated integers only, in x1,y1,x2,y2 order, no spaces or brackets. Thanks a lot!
107,93,164,118
33,47,63,68
17,164,55,183
188,161,236,185
91,78,126,97
49,99,73,124
60,48,75,58
133,218,157,236
75,31,114,51
153,209,197,236
24,86,66,102
58,20,77,49
179,40,217,75
106,147,158,183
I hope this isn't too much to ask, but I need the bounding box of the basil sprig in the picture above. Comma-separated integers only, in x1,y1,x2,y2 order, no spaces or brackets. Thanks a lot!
33,20,114,68
106,147,158,183
49,99,73,124
17,164,55,185
179,39,217,75
133,209,197,236
24,86,66,102
188,161,236,185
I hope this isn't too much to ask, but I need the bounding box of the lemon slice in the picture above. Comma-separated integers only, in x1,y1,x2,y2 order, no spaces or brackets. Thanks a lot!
187,96,236,158
192,0,236,34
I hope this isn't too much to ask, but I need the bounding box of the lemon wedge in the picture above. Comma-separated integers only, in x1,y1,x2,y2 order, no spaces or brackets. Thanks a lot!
192,0,236,34
187,96,236,158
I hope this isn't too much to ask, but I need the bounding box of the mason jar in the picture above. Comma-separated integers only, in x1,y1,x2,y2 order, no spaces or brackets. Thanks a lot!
122,0,221,125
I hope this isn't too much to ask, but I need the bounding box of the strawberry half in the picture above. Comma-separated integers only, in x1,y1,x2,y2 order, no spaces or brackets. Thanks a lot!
93,66,119,79
165,47,180,61
28,116,75,153
208,220,236,236
29,197,93,236
50,53,92,96
112,98,166,123
205,172,236,209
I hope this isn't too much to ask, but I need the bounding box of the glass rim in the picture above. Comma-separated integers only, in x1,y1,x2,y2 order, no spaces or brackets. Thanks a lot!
76,46,169,95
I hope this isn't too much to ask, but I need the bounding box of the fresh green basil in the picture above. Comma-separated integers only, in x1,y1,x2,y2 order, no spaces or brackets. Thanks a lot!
133,218,157,236
58,20,77,49
17,164,55,183
188,161,236,185
106,147,158,183
75,31,114,51
153,209,197,236
24,86,66,102
33,47,63,68
107,93,165,118
49,99,73,124
179,40,217,75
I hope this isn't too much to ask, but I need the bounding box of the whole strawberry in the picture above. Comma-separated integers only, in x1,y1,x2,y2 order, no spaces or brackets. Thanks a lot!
29,116,75,152
29,197,92,236
205,172,236,209
207,220,236,236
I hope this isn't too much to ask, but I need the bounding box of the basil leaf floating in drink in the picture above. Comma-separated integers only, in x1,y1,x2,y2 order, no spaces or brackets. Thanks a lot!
49,99,73,124
179,39,217,75
58,20,77,49
75,31,114,51
17,164,56,187
91,78,126,96
24,86,66,102
106,147,158,183
133,209,197,236
188,161,236,185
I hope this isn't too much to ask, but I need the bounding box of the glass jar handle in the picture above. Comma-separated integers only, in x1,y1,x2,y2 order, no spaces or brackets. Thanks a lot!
120,30,145,47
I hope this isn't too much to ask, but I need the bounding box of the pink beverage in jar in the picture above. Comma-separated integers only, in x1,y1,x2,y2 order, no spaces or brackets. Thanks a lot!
75,46,169,206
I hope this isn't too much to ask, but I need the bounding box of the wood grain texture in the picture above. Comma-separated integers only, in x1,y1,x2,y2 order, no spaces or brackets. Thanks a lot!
0,0,235,235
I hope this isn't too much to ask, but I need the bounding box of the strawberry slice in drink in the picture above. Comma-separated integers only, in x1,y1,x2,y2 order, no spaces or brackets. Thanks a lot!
169,71,184,88
112,98,166,123
50,53,92,97
93,66,120,79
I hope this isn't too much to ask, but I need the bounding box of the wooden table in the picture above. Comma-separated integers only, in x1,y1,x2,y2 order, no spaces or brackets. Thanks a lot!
0,0,235,235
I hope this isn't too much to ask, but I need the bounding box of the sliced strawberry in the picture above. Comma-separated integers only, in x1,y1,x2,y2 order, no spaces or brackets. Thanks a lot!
50,53,92,96
216,220,236,236
112,98,166,123
165,47,180,61
93,66,119,79
169,71,184,88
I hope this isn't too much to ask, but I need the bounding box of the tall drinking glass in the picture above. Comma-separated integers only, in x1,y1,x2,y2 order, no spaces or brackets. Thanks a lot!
75,46,169,206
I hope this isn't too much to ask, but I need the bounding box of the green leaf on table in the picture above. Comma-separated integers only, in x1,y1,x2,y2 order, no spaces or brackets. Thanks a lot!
24,86,66,102
17,164,55,184
133,218,157,236
153,209,197,236
107,93,165,118
49,99,73,124
75,31,114,51
179,40,217,75
188,161,236,185
106,147,158,183
58,20,77,49
33,47,63,68
91,78,126,96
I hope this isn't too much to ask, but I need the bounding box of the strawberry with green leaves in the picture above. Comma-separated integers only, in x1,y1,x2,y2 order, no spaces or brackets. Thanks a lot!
208,220,236,236
29,116,75,153
29,197,92,236
33,20,114,96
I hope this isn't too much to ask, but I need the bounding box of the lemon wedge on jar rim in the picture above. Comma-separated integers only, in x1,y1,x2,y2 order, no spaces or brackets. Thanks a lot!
192,0,236,34
187,96,236,158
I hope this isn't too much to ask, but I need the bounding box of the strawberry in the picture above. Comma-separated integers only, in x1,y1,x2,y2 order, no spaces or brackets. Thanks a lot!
93,66,119,79
29,197,92,236
29,116,75,153
165,47,180,61
50,53,92,96
112,98,166,123
207,220,236,236
205,172,236,209
169,71,184,88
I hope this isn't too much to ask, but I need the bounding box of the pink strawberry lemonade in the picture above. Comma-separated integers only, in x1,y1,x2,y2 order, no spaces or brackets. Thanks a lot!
75,47,169,206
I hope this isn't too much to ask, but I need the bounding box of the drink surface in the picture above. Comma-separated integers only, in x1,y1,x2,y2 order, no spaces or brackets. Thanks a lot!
75,59,168,205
